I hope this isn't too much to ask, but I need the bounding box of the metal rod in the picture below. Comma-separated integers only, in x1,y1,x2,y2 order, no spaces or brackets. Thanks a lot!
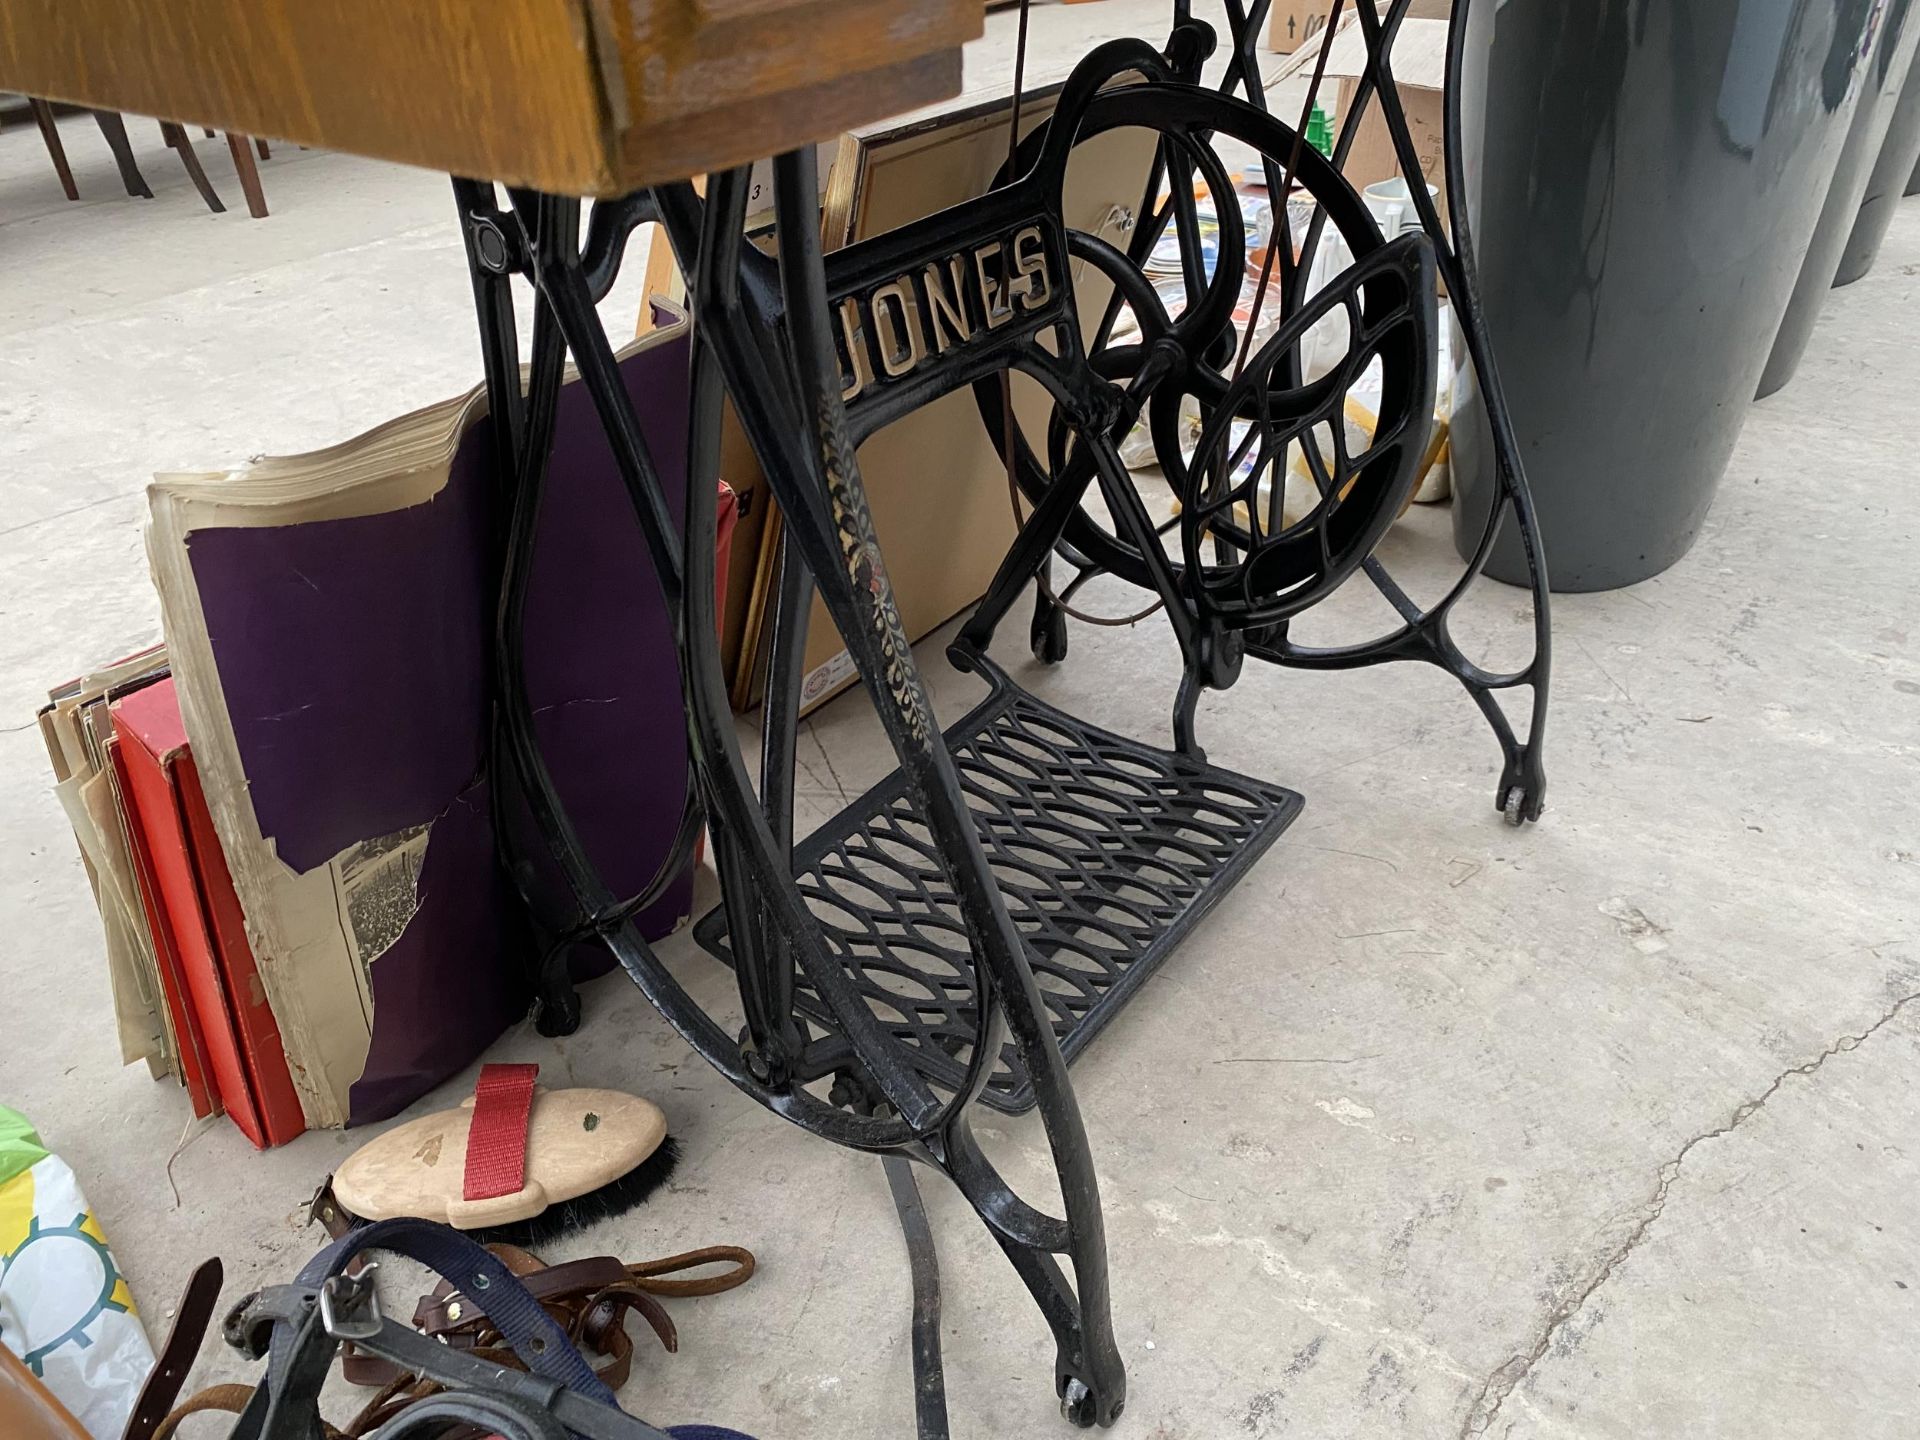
882,1154,951,1440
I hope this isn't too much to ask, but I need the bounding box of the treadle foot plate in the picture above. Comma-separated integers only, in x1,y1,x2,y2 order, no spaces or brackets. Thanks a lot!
694,658,1303,1113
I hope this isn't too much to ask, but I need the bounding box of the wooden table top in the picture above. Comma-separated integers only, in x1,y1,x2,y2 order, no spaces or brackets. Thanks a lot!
0,0,983,196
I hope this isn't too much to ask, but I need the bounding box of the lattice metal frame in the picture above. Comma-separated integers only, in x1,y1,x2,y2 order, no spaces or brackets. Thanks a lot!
696,652,1302,1113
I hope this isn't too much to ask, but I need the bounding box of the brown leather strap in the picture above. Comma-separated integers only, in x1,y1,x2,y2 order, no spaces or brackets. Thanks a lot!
340,1253,648,1390
581,1282,676,1358
625,1246,756,1298
413,1254,631,1334
339,1239,755,1403
341,1362,504,1437
336,1350,410,1391
151,1384,353,1440
123,1258,223,1440
150,1385,253,1440
574,1300,639,1390
306,1180,356,1241
140,1239,749,1434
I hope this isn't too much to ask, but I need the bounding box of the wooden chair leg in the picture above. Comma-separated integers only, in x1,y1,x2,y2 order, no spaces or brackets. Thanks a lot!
159,120,225,213
29,98,79,201
91,110,153,198
224,133,269,218
255,138,270,160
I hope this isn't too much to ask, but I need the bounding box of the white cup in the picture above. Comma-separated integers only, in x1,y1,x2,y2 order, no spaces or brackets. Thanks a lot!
1363,177,1439,240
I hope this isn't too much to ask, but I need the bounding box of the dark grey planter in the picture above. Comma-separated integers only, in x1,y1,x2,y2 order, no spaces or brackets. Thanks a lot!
1459,0,1881,591
1837,63,1920,283
1452,0,1888,591
1758,0,1920,393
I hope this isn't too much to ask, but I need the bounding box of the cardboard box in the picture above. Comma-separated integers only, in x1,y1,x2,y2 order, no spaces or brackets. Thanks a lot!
1268,0,1335,55
1275,13,1451,211
1271,0,1446,54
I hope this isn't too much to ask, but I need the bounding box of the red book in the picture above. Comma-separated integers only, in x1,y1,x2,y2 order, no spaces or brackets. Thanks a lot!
108,734,219,1122
111,679,305,1148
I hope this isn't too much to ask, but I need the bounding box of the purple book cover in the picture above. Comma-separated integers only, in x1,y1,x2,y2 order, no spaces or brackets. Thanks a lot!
185,331,697,1123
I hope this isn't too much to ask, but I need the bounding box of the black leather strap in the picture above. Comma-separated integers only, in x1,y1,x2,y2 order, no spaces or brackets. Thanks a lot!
338,1322,673,1440
122,1259,224,1440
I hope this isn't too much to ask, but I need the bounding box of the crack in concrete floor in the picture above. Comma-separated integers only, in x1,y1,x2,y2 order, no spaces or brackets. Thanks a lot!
1456,987,1920,1437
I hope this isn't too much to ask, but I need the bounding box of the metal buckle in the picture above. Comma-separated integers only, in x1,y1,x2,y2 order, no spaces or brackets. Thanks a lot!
317,1264,383,1342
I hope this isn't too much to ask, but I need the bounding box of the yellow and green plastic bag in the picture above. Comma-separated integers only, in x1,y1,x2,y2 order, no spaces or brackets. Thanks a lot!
0,1106,154,1439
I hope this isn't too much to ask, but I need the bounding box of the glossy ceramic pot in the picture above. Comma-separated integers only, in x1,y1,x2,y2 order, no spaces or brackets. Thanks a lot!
1452,0,1886,590
1835,60,1920,283
1758,0,1920,393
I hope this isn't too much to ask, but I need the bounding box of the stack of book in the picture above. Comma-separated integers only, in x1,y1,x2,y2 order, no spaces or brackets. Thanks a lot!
42,313,731,1145
41,658,306,1146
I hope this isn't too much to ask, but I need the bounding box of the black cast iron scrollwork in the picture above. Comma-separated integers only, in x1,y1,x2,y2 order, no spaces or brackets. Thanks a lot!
967,1,1551,822
1263,0,1553,827
448,0,1551,1433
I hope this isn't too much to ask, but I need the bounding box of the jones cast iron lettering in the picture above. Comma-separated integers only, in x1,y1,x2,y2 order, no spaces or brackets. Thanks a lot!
833,224,1058,403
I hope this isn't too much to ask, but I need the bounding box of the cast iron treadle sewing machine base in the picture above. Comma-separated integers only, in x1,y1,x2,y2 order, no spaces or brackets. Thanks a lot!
450,0,1552,1432
694,649,1303,1113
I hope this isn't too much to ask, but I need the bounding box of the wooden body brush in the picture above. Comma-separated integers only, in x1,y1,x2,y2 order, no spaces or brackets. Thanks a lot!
315,1064,679,1246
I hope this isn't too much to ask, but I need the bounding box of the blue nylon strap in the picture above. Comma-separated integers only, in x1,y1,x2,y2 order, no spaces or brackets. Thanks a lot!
249,1218,764,1439
292,1216,618,1405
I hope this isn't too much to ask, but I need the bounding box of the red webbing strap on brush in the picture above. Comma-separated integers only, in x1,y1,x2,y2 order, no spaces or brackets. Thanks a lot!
463,1062,541,1202
312,1068,677,1247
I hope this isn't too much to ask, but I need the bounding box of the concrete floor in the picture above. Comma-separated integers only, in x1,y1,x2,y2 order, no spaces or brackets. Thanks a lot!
4,32,1920,1440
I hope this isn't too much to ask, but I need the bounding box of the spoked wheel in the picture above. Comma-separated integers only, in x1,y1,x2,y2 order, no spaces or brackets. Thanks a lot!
974,79,1437,626
961,70,1551,821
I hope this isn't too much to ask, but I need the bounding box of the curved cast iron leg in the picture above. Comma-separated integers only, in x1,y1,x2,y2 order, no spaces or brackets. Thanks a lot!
1350,0,1552,822
471,166,1127,1423
754,147,1127,1424
1197,0,1553,822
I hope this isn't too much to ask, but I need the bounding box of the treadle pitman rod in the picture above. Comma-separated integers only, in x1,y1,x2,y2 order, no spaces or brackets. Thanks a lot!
449,0,1550,1430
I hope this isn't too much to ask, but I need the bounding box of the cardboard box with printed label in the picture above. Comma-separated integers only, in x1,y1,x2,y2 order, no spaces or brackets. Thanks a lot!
1267,0,1335,54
